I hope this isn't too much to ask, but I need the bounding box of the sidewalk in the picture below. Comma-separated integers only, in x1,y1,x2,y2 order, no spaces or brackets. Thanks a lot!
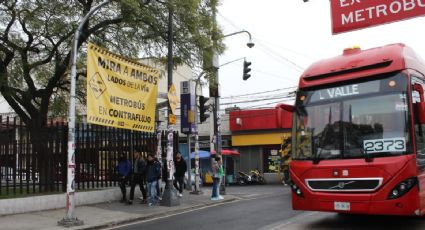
0,188,238,230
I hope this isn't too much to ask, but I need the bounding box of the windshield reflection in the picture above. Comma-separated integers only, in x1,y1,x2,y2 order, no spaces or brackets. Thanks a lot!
294,74,410,160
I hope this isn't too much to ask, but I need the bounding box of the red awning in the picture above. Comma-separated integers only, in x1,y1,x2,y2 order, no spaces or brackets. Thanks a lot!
211,149,240,156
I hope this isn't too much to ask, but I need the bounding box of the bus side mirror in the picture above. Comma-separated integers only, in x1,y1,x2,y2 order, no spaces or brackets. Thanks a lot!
416,102,425,124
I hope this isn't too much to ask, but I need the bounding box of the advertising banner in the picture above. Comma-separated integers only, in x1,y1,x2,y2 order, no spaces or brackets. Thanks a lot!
181,93,196,134
86,42,160,132
331,0,425,34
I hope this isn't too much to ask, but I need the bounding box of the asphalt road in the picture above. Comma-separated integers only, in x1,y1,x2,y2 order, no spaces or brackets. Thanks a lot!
110,185,301,230
108,185,425,230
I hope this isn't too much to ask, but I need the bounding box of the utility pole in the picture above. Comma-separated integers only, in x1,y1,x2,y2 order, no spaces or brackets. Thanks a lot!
191,75,204,194
186,133,192,190
58,0,111,227
180,80,194,191
209,2,226,195
208,22,255,196
161,0,180,207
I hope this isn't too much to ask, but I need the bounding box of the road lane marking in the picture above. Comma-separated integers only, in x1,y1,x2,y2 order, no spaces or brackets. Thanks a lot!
259,212,318,230
103,190,287,229
103,199,240,230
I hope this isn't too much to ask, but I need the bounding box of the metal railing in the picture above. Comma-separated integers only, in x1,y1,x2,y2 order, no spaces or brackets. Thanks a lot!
0,116,178,197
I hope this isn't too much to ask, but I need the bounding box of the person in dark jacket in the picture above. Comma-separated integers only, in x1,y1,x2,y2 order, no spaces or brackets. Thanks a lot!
173,152,187,197
127,148,147,205
116,154,131,203
146,153,161,206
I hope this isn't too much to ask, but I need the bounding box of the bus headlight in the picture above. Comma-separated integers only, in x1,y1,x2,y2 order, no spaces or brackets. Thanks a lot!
387,177,417,200
290,182,304,197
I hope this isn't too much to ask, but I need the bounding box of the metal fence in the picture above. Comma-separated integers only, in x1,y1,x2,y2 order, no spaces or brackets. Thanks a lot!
0,116,179,197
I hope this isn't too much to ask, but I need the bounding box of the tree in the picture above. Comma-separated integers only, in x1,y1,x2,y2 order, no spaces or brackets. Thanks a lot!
0,0,223,190
0,0,223,130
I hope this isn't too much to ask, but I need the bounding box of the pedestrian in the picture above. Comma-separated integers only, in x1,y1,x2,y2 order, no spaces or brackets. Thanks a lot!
116,154,131,203
217,157,225,200
173,152,187,197
211,155,221,201
146,153,161,206
127,148,147,205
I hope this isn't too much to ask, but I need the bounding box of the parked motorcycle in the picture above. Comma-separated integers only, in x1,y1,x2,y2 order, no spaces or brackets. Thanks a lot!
236,169,266,185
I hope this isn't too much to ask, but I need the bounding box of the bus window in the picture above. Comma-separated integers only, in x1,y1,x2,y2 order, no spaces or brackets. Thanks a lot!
412,76,425,170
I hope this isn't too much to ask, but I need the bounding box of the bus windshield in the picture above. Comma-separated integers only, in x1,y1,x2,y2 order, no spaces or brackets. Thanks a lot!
294,73,411,161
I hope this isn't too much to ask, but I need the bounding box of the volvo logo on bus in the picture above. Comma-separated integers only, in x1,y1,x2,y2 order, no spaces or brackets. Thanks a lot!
330,180,356,189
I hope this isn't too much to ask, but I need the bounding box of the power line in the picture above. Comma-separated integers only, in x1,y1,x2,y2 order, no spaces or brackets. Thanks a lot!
217,12,243,32
222,92,296,103
254,37,315,62
218,12,312,62
220,94,294,106
254,68,296,80
222,97,294,110
246,98,295,109
221,86,297,99
224,61,295,80
256,44,305,72
218,12,306,74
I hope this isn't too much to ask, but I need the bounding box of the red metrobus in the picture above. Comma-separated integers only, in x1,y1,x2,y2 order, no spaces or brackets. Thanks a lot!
290,43,425,216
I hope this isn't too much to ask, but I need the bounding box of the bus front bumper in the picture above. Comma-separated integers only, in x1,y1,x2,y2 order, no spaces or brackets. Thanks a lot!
292,187,420,216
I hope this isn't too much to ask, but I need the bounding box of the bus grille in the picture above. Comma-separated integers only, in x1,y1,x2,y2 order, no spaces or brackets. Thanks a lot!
305,178,383,192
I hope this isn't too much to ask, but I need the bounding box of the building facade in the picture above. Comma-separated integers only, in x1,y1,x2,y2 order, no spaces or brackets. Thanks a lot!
229,104,293,183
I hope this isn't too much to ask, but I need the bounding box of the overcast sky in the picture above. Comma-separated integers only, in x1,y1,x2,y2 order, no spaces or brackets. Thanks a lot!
2,1,425,113
217,0,425,110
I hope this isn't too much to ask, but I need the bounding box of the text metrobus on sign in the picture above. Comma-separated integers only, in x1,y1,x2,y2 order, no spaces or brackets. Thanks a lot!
86,42,160,133
331,0,425,34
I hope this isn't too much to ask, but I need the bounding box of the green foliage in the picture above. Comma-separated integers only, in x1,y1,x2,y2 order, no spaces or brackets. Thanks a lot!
0,0,222,127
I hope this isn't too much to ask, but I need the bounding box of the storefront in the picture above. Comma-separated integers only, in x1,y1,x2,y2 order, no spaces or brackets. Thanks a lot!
229,104,293,183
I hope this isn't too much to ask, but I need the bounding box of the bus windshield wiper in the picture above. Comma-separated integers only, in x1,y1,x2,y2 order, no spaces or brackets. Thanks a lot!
361,148,373,162
311,135,321,164
313,148,322,164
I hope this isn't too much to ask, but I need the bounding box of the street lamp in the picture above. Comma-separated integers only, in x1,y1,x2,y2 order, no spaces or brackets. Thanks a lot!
209,30,254,195
59,0,162,226
59,0,113,227
146,0,180,207
223,30,255,48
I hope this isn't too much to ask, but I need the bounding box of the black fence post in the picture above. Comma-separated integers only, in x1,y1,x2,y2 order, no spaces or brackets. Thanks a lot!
12,117,17,195
6,116,10,196
0,115,3,196
0,117,159,197
17,117,23,195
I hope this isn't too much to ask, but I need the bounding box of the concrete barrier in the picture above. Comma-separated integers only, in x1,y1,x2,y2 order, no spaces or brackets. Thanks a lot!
0,187,141,216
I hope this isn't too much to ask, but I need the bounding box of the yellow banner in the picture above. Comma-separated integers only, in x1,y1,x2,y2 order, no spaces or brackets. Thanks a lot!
86,42,160,132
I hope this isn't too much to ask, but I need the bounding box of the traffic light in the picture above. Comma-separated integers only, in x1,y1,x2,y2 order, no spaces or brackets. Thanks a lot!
243,60,252,80
199,96,209,123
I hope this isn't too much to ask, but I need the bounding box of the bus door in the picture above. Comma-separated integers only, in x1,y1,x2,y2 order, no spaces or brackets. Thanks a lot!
411,75,425,214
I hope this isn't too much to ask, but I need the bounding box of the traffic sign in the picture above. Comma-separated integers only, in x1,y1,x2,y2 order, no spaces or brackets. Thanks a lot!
168,84,179,114
169,114,177,125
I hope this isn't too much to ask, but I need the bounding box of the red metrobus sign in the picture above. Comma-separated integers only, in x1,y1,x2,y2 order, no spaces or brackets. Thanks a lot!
331,0,425,34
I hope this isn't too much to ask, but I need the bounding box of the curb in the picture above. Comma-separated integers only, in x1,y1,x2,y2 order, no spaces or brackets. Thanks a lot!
79,198,238,230
0,187,124,216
